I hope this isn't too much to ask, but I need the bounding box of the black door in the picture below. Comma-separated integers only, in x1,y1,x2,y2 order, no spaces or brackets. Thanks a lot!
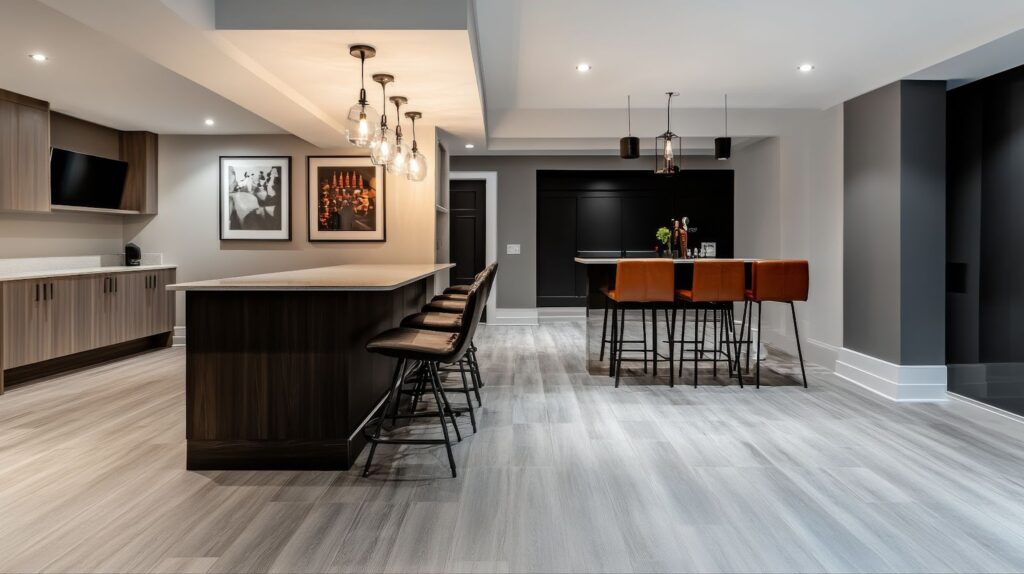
449,179,486,289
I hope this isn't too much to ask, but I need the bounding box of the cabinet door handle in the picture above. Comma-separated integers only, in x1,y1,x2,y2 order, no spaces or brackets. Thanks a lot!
36,283,40,301
49,283,53,300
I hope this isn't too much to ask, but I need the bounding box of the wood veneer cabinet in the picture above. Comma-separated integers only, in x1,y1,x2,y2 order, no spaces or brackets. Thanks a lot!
0,268,175,392
0,90,50,213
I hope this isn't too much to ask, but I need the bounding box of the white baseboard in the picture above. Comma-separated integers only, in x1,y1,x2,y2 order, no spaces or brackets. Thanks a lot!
488,308,539,326
835,347,947,402
538,307,586,323
805,338,839,371
172,326,186,347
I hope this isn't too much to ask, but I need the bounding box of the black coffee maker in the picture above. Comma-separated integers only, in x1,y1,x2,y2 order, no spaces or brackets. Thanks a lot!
125,243,141,266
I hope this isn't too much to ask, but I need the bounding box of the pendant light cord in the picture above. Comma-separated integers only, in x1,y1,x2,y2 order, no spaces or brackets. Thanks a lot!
724,94,728,137
627,95,632,136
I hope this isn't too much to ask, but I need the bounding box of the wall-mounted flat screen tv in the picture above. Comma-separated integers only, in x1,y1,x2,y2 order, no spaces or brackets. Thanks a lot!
50,148,129,210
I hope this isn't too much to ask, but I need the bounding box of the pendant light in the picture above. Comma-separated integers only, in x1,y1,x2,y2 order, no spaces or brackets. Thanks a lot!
344,45,381,148
715,93,731,160
387,96,411,174
369,74,396,165
404,111,428,182
619,95,639,159
654,92,682,175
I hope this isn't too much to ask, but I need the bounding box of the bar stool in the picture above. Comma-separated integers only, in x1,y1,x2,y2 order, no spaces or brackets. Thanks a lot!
740,260,809,389
362,278,488,478
606,259,675,387
401,264,497,409
674,260,745,388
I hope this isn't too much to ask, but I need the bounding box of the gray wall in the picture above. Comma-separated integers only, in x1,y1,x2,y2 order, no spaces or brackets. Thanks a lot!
843,80,945,365
126,132,439,324
449,154,729,308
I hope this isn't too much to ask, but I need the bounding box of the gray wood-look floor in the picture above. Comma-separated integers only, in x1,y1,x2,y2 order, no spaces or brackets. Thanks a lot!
2,323,1024,573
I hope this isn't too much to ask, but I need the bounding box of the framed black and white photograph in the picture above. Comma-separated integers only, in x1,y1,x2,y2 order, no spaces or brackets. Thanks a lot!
307,156,385,242
219,156,291,241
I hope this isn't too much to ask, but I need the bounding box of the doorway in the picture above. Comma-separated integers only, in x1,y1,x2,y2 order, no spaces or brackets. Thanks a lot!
449,179,487,318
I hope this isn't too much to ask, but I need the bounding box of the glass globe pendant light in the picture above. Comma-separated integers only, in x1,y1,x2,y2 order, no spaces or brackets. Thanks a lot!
387,96,411,174
404,111,428,182
369,74,396,166
654,91,682,175
344,45,380,148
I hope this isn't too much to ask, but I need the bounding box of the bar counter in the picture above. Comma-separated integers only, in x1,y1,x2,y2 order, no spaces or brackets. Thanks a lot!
169,263,453,470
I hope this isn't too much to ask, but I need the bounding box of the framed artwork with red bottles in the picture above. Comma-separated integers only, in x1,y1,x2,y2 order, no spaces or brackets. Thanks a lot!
307,155,386,242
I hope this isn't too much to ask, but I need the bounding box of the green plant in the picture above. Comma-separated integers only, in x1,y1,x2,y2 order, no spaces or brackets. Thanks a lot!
655,226,671,246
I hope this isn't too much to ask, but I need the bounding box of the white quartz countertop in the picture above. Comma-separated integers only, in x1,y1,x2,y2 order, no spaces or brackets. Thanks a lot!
0,264,177,282
168,263,455,292
574,257,760,264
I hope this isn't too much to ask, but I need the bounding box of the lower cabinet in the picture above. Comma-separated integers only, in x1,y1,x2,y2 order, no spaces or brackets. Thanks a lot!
1,268,176,372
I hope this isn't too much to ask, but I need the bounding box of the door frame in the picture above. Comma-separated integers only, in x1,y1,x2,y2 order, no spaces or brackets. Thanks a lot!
449,171,497,323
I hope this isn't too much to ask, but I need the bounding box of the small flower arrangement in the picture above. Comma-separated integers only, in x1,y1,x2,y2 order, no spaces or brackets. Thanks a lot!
656,226,671,247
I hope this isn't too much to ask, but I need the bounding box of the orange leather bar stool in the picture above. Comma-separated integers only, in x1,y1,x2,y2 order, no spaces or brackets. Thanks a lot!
607,259,676,387
675,260,745,388
739,260,809,389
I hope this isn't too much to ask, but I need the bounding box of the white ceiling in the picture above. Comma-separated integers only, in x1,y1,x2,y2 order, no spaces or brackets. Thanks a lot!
474,0,1024,110
2,0,1023,154
0,0,281,134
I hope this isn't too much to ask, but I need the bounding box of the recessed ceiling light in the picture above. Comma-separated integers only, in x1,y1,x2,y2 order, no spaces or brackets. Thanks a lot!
204,118,215,126
576,63,591,72
464,143,475,149
797,63,815,73
28,53,48,62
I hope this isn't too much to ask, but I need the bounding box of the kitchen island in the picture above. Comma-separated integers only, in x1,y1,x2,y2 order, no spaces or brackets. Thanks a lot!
169,263,452,470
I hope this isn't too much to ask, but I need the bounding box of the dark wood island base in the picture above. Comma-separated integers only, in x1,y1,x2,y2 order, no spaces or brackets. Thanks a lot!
175,264,451,470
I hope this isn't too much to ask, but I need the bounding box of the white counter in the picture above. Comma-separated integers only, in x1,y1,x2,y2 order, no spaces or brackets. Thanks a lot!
168,263,454,292
0,264,177,282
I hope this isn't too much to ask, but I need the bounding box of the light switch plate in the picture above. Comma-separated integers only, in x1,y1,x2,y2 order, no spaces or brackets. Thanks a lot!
506,244,521,255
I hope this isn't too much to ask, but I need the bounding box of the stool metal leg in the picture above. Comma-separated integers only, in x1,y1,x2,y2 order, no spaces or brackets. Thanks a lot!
756,301,763,389
599,298,609,361
615,305,626,387
467,350,484,405
668,306,677,387
642,308,648,373
791,302,808,388
458,359,478,432
652,305,658,377
433,371,463,443
364,358,408,477
427,362,457,478
609,301,618,378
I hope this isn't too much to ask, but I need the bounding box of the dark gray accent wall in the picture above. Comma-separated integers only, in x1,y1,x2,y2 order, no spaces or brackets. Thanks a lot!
843,82,904,364
449,155,729,308
843,80,946,366
899,82,946,365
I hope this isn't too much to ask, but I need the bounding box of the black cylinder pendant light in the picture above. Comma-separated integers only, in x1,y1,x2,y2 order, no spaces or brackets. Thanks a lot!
619,95,640,159
715,94,732,160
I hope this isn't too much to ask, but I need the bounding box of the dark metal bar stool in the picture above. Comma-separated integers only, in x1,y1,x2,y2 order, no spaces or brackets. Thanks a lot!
362,278,488,478
606,259,676,387
673,260,745,388
400,264,497,415
739,260,809,388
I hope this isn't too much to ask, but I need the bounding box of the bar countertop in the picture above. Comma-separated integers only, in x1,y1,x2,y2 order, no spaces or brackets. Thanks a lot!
168,263,454,292
574,257,760,264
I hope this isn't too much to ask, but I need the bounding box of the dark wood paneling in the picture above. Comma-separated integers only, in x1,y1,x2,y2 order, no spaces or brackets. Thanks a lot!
185,281,426,470
536,169,734,307
537,194,578,303
119,131,158,214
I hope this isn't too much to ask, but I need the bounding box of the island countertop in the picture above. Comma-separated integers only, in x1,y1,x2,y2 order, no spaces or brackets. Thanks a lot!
168,263,454,292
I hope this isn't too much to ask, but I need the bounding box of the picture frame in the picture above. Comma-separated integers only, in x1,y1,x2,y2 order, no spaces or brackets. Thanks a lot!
219,156,291,241
307,155,386,242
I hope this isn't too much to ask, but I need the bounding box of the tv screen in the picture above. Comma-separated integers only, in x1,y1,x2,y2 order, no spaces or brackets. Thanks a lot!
50,148,128,210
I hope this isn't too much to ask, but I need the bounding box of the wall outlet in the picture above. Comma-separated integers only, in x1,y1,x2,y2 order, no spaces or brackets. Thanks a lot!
506,244,521,255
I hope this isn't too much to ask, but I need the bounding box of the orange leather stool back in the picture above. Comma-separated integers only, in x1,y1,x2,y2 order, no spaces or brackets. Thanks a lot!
689,260,745,302
611,259,675,302
750,260,809,302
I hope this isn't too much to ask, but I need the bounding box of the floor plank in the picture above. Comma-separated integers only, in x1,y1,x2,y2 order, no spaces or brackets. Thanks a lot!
0,323,1023,573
